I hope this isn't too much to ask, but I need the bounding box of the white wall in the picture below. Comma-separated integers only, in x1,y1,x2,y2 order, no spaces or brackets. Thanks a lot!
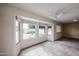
0,5,56,56
20,36,48,49
0,7,16,55
55,23,62,40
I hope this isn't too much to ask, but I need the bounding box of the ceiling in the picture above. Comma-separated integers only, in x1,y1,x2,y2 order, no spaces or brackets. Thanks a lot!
6,3,79,23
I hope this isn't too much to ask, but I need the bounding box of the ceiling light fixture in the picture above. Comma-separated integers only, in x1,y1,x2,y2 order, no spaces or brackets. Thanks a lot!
56,13,63,18
73,19,77,22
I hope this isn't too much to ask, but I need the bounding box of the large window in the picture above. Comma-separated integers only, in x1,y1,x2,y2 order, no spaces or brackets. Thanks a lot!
48,26,52,35
16,20,20,44
39,25,45,36
23,23,36,40
16,17,51,42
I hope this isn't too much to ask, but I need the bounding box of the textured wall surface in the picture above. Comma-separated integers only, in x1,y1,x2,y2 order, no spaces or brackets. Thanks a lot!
63,22,79,39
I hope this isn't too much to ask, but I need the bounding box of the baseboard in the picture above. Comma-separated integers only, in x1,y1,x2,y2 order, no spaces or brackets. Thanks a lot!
55,37,63,41
54,36,79,41
62,36,79,40
18,40,48,56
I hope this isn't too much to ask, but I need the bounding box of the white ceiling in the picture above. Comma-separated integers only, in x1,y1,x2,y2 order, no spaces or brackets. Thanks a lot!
6,3,79,23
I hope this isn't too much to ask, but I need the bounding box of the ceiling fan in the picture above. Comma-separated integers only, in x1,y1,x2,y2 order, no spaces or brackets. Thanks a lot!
49,8,66,20
50,8,73,20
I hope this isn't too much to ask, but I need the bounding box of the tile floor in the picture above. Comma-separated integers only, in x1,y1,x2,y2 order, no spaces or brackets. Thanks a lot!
20,38,79,56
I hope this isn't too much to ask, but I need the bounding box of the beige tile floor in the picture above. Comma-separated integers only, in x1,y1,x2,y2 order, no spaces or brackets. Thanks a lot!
20,39,79,56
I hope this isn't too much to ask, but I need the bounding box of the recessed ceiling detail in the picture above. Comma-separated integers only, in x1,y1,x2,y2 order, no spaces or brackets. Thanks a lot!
5,3,79,23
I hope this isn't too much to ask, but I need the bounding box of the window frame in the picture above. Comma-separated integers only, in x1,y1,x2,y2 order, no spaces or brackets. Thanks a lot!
16,19,20,45
48,26,52,36
22,20,36,40
38,23,46,36
15,17,51,43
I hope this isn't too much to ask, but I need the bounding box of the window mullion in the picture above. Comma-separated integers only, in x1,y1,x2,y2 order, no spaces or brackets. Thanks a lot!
45,25,48,36
19,21,23,42
35,23,39,37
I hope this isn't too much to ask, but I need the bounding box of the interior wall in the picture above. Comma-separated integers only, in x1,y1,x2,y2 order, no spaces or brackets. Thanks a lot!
62,22,79,39
55,23,62,40
0,6,16,56
0,5,55,56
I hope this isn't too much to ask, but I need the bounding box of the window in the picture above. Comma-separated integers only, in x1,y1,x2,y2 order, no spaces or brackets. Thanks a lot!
39,25,45,36
48,26,52,35
16,20,20,44
23,23,36,40
56,25,61,32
